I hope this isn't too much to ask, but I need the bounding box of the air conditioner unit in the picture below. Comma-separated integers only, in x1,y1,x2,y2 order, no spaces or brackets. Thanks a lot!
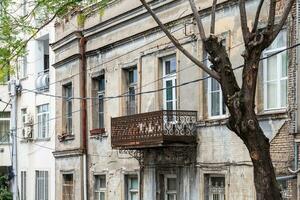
24,114,33,126
23,127,32,139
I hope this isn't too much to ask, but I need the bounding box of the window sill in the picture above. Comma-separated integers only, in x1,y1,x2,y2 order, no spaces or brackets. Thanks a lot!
58,134,75,142
34,138,51,142
90,128,107,139
257,109,288,120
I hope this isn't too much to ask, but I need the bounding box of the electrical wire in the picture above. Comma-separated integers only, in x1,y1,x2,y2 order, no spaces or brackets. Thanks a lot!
7,33,299,152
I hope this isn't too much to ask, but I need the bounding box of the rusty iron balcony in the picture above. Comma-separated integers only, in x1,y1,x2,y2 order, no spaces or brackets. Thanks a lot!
111,110,197,149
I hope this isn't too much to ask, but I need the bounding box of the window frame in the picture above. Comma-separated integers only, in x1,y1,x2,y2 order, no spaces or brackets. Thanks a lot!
63,83,73,135
21,170,27,200
62,173,74,200
162,55,177,111
205,48,226,119
125,67,138,115
164,174,177,200
263,30,288,111
37,104,49,139
0,112,10,143
97,75,105,129
35,170,49,200
125,174,139,200
94,175,106,200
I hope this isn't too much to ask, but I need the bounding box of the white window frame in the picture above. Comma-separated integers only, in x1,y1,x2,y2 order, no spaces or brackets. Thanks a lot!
94,175,106,200
162,56,177,110
18,56,27,79
35,170,48,200
21,171,27,200
126,175,139,200
205,53,226,119
0,112,10,143
263,30,287,111
64,84,73,135
164,174,177,200
37,104,49,139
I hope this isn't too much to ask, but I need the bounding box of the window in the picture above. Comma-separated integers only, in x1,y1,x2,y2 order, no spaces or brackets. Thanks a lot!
21,171,27,200
62,174,74,200
125,67,137,115
0,112,10,143
94,175,106,200
18,56,27,78
263,30,287,110
126,175,138,200
35,170,48,200
162,56,177,110
63,84,72,135
165,175,177,200
21,109,27,137
98,75,105,128
205,175,225,200
37,104,49,139
205,48,226,118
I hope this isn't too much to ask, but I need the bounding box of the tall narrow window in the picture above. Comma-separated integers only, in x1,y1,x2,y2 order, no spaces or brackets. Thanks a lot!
125,67,137,115
62,174,74,200
21,171,27,200
37,104,49,139
205,175,225,200
205,47,226,117
98,75,105,128
163,56,177,110
94,175,106,200
126,175,138,200
35,170,48,200
165,175,177,200
64,84,72,135
0,112,10,143
21,109,27,137
18,56,27,78
263,30,287,110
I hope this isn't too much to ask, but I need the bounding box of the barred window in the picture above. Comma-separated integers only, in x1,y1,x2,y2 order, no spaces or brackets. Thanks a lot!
35,171,48,200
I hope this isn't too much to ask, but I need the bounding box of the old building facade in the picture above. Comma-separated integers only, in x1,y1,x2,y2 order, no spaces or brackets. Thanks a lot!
52,0,298,199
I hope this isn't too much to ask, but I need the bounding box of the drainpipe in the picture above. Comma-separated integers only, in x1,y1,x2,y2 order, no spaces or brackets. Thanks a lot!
79,34,88,200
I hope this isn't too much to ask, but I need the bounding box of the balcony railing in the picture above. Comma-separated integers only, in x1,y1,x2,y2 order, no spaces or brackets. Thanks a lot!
111,110,197,149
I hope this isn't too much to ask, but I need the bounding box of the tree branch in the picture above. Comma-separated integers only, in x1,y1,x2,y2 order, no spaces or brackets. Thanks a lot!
210,0,218,34
139,0,220,80
252,0,264,32
271,0,295,42
267,0,276,31
239,0,250,44
188,0,206,40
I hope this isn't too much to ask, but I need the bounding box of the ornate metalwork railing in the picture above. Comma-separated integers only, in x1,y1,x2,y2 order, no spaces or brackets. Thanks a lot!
111,110,197,149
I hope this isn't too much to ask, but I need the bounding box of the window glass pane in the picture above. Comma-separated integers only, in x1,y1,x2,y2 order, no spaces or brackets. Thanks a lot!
167,178,176,190
99,76,105,92
130,177,138,189
211,92,220,116
170,58,176,74
211,79,220,92
166,81,173,101
165,61,170,75
280,79,287,107
100,192,105,200
167,194,176,200
281,52,287,77
130,192,138,200
266,56,278,81
267,82,278,109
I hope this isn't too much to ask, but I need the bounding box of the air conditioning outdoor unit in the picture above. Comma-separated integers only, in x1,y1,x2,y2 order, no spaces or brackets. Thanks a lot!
23,127,32,139
24,114,33,126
